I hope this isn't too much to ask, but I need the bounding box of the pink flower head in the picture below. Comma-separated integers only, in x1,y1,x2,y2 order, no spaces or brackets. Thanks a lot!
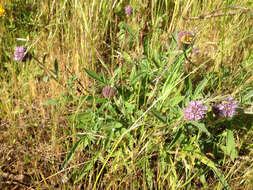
183,101,207,121
14,46,27,62
103,86,115,99
212,97,238,117
125,5,133,15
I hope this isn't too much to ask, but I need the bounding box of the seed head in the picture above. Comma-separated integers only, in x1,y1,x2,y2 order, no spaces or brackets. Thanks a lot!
183,101,207,122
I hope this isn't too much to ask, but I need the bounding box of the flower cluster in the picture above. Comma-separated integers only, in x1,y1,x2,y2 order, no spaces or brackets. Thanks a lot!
103,86,115,99
183,101,207,122
14,46,28,62
212,97,238,118
125,5,133,15
183,97,238,122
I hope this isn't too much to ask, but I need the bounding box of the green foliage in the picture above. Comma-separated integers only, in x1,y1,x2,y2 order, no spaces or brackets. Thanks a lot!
0,0,253,189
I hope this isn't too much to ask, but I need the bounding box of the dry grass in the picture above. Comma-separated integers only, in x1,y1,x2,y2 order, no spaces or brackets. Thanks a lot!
0,0,253,189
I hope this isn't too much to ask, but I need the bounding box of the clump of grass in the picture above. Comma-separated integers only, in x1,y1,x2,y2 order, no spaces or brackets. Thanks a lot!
0,0,253,189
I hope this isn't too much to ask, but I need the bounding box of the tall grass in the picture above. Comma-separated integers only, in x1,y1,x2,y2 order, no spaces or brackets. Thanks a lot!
0,0,253,189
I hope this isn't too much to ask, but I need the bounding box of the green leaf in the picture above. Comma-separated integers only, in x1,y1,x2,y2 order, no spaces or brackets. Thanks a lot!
189,151,230,190
54,57,59,78
122,22,136,39
43,54,48,65
42,99,60,105
74,160,93,184
130,71,146,85
212,168,231,190
122,51,133,63
152,111,166,123
190,121,211,136
84,68,105,84
110,66,121,83
185,77,193,97
168,128,183,149
221,127,237,161
199,173,207,187
43,76,50,82
193,78,208,99
62,139,82,168
244,90,253,101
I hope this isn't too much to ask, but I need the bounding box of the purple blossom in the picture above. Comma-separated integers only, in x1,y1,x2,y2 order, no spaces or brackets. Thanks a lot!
192,47,199,56
103,86,115,99
177,31,194,48
183,101,207,122
125,5,133,15
212,97,238,117
14,46,27,62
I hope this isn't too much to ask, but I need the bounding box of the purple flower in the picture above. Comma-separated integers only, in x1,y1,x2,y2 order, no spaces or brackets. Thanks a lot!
125,5,133,15
192,47,199,56
183,101,207,122
213,97,238,117
103,86,115,99
177,31,194,48
14,46,27,61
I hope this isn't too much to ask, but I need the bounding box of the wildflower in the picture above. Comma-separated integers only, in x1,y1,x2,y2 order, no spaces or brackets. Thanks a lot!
103,86,115,99
14,46,27,62
125,5,133,15
192,47,199,56
212,97,238,117
183,101,207,122
0,3,5,15
177,31,194,49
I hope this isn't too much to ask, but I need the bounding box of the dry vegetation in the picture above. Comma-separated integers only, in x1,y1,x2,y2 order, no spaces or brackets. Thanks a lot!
0,0,253,189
